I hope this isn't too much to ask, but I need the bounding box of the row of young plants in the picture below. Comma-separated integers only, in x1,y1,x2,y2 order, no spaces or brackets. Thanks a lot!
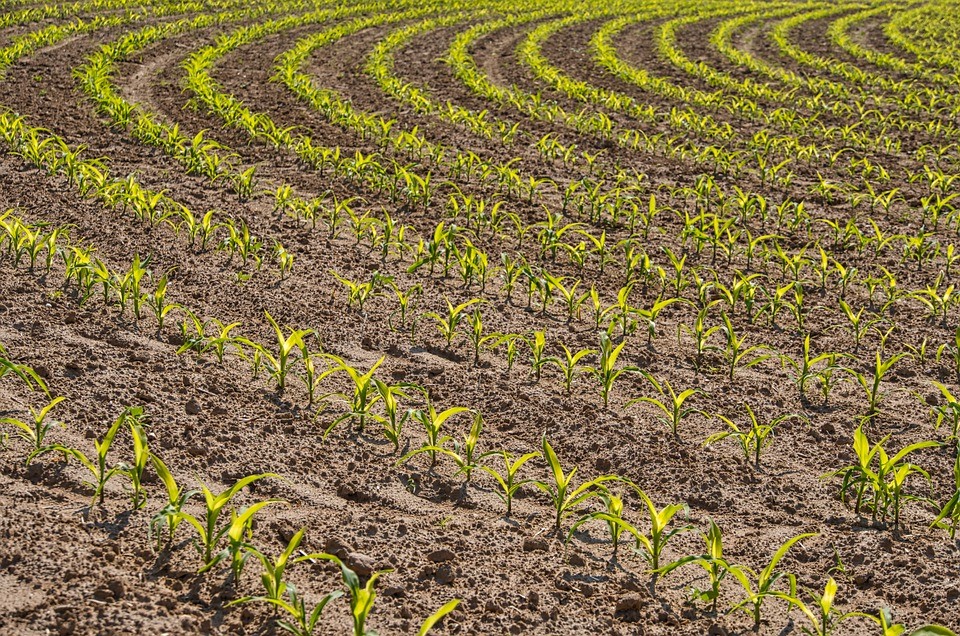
16,2,960,410
711,4,960,123
0,220,957,634
17,6,960,440
0,361,459,636
446,0,960,215
0,3,299,276
694,3,960,149
884,0,960,76
778,3,960,114
590,4,960,171
6,195,960,550
56,0,960,284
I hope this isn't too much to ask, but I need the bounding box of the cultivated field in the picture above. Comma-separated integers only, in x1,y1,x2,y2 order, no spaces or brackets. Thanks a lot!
1,0,960,634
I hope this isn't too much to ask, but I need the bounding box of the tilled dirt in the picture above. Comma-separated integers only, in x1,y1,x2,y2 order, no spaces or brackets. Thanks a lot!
2,4,960,636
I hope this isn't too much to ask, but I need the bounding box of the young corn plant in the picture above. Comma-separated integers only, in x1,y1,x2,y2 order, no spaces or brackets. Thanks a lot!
627,483,692,575
930,456,960,541
217,500,285,582
705,404,803,469
0,344,49,395
331,270,392,313
524,330,549,382
772,578,874,636
319,553,391,636
929,381,960,450
2,395,65,459
719,312,770,381
125,413,150,510
659,520,730,613
479,449,541,517
826,426,938,531
405,394,470,467
320,355,385,437
175,473,278,573
232,527,314,605
678,303,721,374
238,581,341,636
727,532,817,631
387,281,422,333
587,332,639,408
49,407,139,506
844,351,906,420
298,342,324,408
426,297,483,350
533,435,618,533
546,344,595,394
567,491,631,557
149,453,194,550
401,411,486,483
254,312,314,392
371,379,416,452
466,308,500,366
230,532,344,633
629,376,704,441
780,336,846,402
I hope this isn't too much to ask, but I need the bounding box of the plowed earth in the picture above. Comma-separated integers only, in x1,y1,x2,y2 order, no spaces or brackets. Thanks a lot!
1,3,959,636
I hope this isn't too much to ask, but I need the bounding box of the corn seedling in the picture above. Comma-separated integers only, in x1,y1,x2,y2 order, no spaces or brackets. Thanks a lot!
0,344,48,395
49,407,142,506
827,426,938,530
678,303,722,374
780,336,846,402
929,381,960,450
533,435,618,532
175,473,278,572
930,456,960,541
587,332,638,408
629,376,704,441
401,411,486,482
772,578,873,636
149,453,194,550
479,449,540,517
257,311,314,392
568,491,631,556
659,520,730,613
873,608,957,636
232,527,315,605
466,308,500,366
626,482,692,574
426,297,483,349
217,499,285,582
546,344,595,394
125,412,150,510
298,342,325,407
144,272,180,332
318,553,391,636
844,351,906,419
372,379,416,452
332,270,392,313
406,394,470,466
320,355,384,437
719,312,770,381
524,330,549,381
2,395,65,458
705,404,803,469
236,576,342,636
388,281,422,332
727,532,817,631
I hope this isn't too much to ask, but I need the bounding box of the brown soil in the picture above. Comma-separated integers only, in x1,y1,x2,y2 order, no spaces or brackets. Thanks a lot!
2,5,960,636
